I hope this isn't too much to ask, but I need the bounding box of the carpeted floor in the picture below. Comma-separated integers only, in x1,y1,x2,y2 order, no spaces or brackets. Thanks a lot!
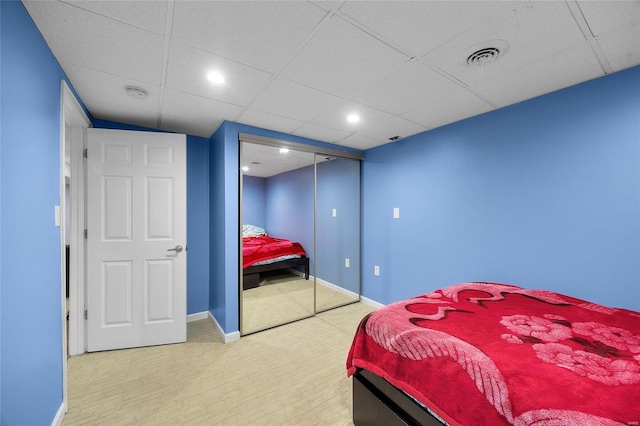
63,302,375,425
242,273,358,333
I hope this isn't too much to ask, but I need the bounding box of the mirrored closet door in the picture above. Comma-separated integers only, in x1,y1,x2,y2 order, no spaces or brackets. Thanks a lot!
240,136,362,335
241,143,315,334
315,155,360,312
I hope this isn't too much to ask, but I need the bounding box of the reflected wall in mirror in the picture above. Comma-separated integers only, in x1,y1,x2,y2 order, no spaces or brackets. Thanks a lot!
315,156,360,312
241,143,315,334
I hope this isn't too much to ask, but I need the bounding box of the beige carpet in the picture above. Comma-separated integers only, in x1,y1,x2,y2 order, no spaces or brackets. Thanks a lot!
242,274,358,334
63,302,375,426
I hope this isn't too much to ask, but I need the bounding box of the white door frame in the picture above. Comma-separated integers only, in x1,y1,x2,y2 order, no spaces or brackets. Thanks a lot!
60,80,91,411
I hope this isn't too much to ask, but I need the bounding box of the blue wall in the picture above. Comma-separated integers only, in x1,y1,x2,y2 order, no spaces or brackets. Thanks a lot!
362,66,640,310
93,120,210,315
1,1,71,423
185,136,210,314
265,165,315,270
242,175,266,228
208,123,234,332
316,158,360,291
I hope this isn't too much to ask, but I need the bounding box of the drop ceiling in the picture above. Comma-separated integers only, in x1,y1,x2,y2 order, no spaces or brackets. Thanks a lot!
23,0,640,151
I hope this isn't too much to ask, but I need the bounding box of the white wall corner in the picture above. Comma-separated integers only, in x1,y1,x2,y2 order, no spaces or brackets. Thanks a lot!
186,311,209,323
207,312,240,343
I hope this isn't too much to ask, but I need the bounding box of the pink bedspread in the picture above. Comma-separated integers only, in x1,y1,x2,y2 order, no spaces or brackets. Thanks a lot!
242,235,306,268
347,282,640,425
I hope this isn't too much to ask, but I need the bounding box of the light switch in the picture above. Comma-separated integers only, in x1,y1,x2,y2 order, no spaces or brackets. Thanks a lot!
55,205,61,227
393,207,400,219
374,265,380,276
332,208,337,217
345,258,350,268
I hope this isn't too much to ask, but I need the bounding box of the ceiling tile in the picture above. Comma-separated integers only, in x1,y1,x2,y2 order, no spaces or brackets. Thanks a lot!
310,1,344,13
60,0,168,35
161,89,244,126
23,0,640,151
311,100,407,139
237,109,304,135
85,99,160,130
357,116,428,143
338,133,383,151
23,0,164,84
165,41,273,107
338,1,507,57
423,2,586,87
62,63,161,111
172,1,327,73
596,25,640,72
355,60,473,116
280,14,410,99
577,1,640,37
399,75,494,130
292,122,351,144
249,77,344,122
159,115,221,139
473,43,604,107
311,100,379,133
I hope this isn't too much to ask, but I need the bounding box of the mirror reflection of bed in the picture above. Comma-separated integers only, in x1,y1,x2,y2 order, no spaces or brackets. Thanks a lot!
240,138,361,335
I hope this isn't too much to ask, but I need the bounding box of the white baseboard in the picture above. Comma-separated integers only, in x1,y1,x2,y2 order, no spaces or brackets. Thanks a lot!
360,295,385,309
51,402,66,426
187,311,209,323
314,276,360,300
208,311,240,343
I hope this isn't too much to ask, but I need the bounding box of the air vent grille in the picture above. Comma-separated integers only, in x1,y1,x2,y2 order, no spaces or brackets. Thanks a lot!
467,47,502,65
462,40,509,67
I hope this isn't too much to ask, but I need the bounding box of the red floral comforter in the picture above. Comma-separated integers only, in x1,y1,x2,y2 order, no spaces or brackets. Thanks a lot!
347,282,640,425
242,235,306,268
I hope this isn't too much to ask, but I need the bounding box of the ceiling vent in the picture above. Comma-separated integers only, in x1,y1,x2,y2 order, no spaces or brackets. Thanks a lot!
125,86,148,100
463,40,509,66
467,47,502,65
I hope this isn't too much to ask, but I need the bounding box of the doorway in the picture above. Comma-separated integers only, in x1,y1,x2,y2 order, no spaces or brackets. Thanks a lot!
60,80,91,412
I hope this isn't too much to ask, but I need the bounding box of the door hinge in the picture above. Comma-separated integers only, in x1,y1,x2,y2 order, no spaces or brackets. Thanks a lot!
83,148,88,159
84,229,88,239
84,309,88,320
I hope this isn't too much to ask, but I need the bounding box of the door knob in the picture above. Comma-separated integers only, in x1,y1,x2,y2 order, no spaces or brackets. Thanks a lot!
167,245,184,253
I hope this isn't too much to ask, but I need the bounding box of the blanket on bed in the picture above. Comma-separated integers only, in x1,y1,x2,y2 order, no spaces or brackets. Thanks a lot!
347,282,640,425
242,235,306,268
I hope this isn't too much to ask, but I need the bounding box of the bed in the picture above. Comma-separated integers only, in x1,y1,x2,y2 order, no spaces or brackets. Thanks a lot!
347,282,640,425
242,224,309,290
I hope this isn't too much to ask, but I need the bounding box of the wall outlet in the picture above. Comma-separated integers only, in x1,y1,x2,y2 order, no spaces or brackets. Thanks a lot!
374,265,380,276
393,207,400,219
345,258,350,268
332,208,337,217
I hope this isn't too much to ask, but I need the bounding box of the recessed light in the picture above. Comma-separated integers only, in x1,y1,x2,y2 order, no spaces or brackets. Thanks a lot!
347,114,360,123
241,166,249,172
279,148,289,154
207,71,225,84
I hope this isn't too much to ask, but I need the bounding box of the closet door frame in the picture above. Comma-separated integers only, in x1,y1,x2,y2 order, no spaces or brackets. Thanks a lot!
238,134,363,335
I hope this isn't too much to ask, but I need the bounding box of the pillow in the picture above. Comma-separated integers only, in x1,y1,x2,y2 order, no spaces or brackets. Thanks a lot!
243,224,266,237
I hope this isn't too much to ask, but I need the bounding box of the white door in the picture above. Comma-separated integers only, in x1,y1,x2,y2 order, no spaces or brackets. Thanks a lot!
86,128,187,352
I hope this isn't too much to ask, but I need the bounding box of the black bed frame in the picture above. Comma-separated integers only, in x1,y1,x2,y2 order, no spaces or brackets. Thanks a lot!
242,256,310,290
353,369,444,426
